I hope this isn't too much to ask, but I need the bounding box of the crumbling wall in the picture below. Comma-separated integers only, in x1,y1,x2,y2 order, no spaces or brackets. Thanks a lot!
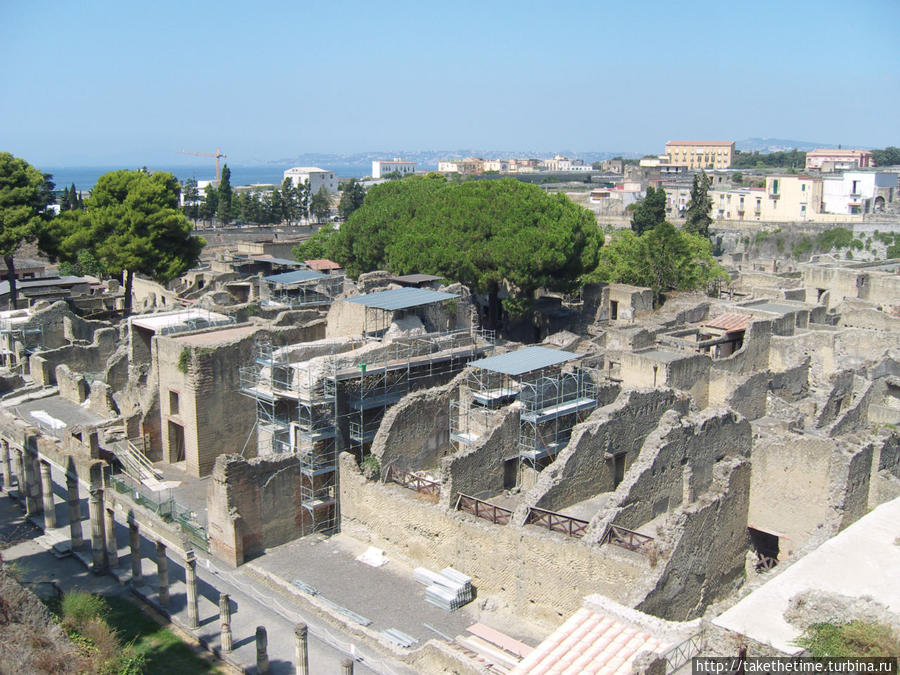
518,388,689,515
207,453,303,566
636,458,751,620
371,376,459,474
708,369,769,421
339,453,654,629
440,404,520,503
28,327,118,386
748,433,874,557
769,360,810,401
603,409,751,534
711,320,773,376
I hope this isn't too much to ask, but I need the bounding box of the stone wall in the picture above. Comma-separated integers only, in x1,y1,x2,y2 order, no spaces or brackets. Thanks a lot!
339,453,653,629
636,458,751,620
29,327,118,386
747,433,875,558
440,403,520,503
604,409,751,534
517,388,689,515
207,453,304,566
371,375,459,474
156,327,259,477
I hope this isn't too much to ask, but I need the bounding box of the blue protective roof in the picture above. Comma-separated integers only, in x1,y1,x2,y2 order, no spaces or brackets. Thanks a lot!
263,270,328,285
344,287,458,311
468,346,582,376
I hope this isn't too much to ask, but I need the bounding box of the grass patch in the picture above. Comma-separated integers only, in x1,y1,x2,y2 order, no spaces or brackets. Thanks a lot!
104,595,221,674
796,621,900,656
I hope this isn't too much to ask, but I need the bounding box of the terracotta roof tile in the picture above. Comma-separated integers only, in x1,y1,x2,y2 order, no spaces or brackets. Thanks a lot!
701,312,752,333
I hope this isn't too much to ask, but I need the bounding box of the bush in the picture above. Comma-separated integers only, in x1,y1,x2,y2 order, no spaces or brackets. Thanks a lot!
177,348,191,374
61,592,108,630
796,621,900,656
361,454,381,479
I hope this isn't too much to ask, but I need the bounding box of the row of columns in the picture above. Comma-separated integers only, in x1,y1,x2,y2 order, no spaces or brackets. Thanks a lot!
2,439,355,674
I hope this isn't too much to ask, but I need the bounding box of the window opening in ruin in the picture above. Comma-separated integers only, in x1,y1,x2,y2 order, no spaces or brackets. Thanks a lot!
748,527,779,573
168,420,185,463
610,300,618,321
613,452,627,488
816,288,825,301
169,390,180,416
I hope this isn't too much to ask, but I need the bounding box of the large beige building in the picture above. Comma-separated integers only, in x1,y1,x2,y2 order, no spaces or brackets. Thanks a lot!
665,141,735,170
805,148,874,171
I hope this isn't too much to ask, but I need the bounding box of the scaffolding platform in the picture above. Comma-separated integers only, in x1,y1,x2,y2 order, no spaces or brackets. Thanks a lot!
521,397,597,424
348,390,407,411
472,387,519,407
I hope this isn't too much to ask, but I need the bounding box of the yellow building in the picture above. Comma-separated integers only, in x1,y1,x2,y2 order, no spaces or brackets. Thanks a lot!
707,175,860,223
665,141,735,170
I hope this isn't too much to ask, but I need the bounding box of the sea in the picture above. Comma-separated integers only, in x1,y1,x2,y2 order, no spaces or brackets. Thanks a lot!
44,164,370,192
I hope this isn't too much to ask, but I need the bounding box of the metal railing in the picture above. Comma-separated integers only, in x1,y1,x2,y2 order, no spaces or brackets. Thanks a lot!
109,473,174,519
663,630,705,673
525,506,588,538
386,466,440,497
600,523,654,553
454,493,512,525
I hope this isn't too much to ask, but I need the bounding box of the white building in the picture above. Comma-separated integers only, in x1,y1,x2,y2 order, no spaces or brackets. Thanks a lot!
822,171,899,215
542,155,590,172
372,158,416,179
283,167,338,194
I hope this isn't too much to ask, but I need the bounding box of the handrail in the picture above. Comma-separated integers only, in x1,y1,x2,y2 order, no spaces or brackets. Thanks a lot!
662,630,704,673
600,523,654,553
387,466,440,496
525,506,589,538
454,492,512,525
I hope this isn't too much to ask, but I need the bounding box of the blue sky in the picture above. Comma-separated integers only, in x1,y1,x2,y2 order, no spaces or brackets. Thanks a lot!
1,0,898,166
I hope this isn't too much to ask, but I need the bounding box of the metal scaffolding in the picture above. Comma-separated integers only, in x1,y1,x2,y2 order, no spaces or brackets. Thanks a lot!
240,328,492,534
262,270,344,309
450,346,600,485
332,329,492,458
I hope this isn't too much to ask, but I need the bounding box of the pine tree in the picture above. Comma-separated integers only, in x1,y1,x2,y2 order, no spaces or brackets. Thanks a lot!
684,171,713,239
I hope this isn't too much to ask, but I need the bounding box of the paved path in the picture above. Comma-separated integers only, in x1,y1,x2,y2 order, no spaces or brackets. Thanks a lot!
1,486,408,674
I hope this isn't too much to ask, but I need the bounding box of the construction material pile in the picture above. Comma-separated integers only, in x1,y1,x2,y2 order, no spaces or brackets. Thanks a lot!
414,566,473,611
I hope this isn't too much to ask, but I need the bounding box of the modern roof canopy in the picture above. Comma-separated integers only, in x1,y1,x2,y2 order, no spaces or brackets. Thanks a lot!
468,346,582,376
345,287,458,311
262,270,327,285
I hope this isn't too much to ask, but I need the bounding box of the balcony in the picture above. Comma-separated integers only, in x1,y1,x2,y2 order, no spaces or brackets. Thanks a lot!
768,192,780,200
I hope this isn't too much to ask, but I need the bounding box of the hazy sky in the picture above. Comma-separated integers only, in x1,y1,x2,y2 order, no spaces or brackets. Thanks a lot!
2,0,898,166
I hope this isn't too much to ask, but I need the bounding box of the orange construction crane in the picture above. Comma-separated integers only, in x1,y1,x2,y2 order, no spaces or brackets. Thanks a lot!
177,147,226,181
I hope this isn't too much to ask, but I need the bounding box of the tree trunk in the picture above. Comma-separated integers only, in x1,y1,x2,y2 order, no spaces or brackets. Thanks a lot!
487,285,501,330
124,269,134,315
4,256,17,310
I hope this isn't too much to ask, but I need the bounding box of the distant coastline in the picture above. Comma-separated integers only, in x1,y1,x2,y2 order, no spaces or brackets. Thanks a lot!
43,164,371,192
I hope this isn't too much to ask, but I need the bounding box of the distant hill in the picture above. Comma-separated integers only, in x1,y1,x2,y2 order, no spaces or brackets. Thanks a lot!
736,138,838,153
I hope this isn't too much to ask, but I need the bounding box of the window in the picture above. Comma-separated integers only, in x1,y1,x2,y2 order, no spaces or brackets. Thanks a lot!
169,390,180,416
801,184,806,192
771,179,779,194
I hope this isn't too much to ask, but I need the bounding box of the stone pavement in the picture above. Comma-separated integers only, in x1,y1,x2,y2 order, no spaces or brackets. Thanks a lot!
1,483,400,674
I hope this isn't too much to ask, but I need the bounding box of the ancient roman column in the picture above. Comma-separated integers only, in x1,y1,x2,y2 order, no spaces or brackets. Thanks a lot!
88,486,107,573
129,516,142,584
185,549,199,628
0,440,11,491
295,623,309,675
342,657,354,674
219,593,233,652
156,540,169,606
23,450,40,517
66,473,83,550
104,507,118,568
39,461,56,529
256,626,269,674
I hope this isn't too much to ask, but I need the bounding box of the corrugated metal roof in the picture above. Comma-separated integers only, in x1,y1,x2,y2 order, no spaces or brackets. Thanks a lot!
468,346,581,376
701,313,752,333
344,287,458,311
391,273,444,284
251,255,304,267
262,270,327,285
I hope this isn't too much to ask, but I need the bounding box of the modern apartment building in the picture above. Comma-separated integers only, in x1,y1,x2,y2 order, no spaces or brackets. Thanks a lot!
665,141,735,170
371,158,416,179
283,167,338,194
805,149,874,171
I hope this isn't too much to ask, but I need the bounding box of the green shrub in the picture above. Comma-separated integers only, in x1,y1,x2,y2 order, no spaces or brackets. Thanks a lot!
177,348,191,374
796,621,900,656
816,227,854,251
361,454,381,479
61,591,108,630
